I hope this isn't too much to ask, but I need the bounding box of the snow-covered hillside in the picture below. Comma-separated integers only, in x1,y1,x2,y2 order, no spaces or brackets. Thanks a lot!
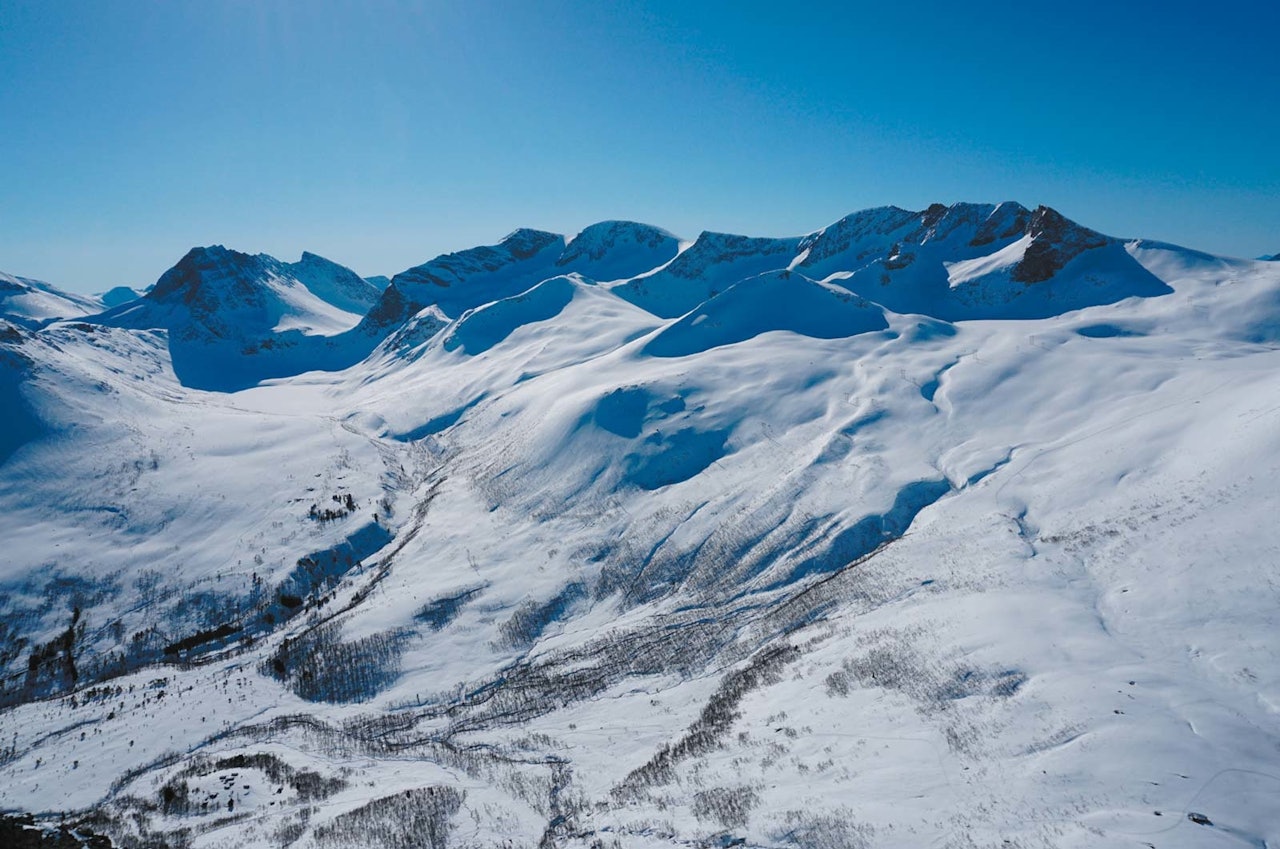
1,271,101,328
2,204,1279,849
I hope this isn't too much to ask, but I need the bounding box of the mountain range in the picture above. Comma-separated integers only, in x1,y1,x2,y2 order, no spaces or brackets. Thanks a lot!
1,202,1278,849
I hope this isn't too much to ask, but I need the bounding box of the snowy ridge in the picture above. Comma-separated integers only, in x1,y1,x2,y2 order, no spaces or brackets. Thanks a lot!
373,228,567,327
0,271,101,328
610,230,805,318
1,205,1279,848
556,220,682,282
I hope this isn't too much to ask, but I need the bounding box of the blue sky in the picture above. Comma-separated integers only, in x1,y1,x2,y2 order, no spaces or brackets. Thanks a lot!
2,0,1277,291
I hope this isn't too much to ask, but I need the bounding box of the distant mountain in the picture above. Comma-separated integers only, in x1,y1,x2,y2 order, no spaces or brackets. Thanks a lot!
611,230,803,318
363,274,392,291
94,246,382,389
365,228,568,331
555,220,682,281
0,271,100,327
97,285,146,308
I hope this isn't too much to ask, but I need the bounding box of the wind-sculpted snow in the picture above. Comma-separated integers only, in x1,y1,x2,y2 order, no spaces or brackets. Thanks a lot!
3,207,1280,848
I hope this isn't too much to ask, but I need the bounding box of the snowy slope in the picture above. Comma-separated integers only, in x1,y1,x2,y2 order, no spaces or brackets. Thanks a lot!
1,206,1279,849
0,271,102,328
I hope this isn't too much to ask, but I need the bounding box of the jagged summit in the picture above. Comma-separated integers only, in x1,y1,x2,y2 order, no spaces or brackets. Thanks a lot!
127,245,368,339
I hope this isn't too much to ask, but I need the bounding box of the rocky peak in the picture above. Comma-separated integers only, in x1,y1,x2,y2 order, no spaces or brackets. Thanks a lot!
499,228,564,261
664,231,799,280
148,246,269,309
795,206,918,269
1011,206,1110,283
558,221,678,266
970,202,1032,247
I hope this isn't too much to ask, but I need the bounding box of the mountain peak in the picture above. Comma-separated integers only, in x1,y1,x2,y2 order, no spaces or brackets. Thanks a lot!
556,221,681,281
1012,205,1110,283
286,251,380,315
148,245,264,304
498,228,563,260
373,230,568,327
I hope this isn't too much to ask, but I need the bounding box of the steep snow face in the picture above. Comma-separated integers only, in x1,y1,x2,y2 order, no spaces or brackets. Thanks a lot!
0,271,101,327
4,207,1280,849
790,204,927,278
610,230,804,317
556,220,682,282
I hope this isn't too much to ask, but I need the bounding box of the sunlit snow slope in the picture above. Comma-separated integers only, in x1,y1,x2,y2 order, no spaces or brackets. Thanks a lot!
1,203,1278,849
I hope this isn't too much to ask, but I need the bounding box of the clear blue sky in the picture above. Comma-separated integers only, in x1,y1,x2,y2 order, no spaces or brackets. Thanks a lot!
2,0,1277,291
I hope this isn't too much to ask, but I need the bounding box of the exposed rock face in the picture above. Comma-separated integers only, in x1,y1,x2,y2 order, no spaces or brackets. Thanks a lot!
970,201,1031,247
1011,205,1110,283
146,246,269,339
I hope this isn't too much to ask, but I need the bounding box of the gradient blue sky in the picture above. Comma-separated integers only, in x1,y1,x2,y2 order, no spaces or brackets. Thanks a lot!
2,0,1277,292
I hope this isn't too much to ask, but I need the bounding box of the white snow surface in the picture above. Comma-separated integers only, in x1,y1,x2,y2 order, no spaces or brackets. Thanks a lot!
1,205,1279,848
1,271,102,327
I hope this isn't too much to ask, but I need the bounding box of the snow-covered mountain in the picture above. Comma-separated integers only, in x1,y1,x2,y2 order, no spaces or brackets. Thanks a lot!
1,271,101,328
90,246,384,390
2,204,1279,849
97,286,146,309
